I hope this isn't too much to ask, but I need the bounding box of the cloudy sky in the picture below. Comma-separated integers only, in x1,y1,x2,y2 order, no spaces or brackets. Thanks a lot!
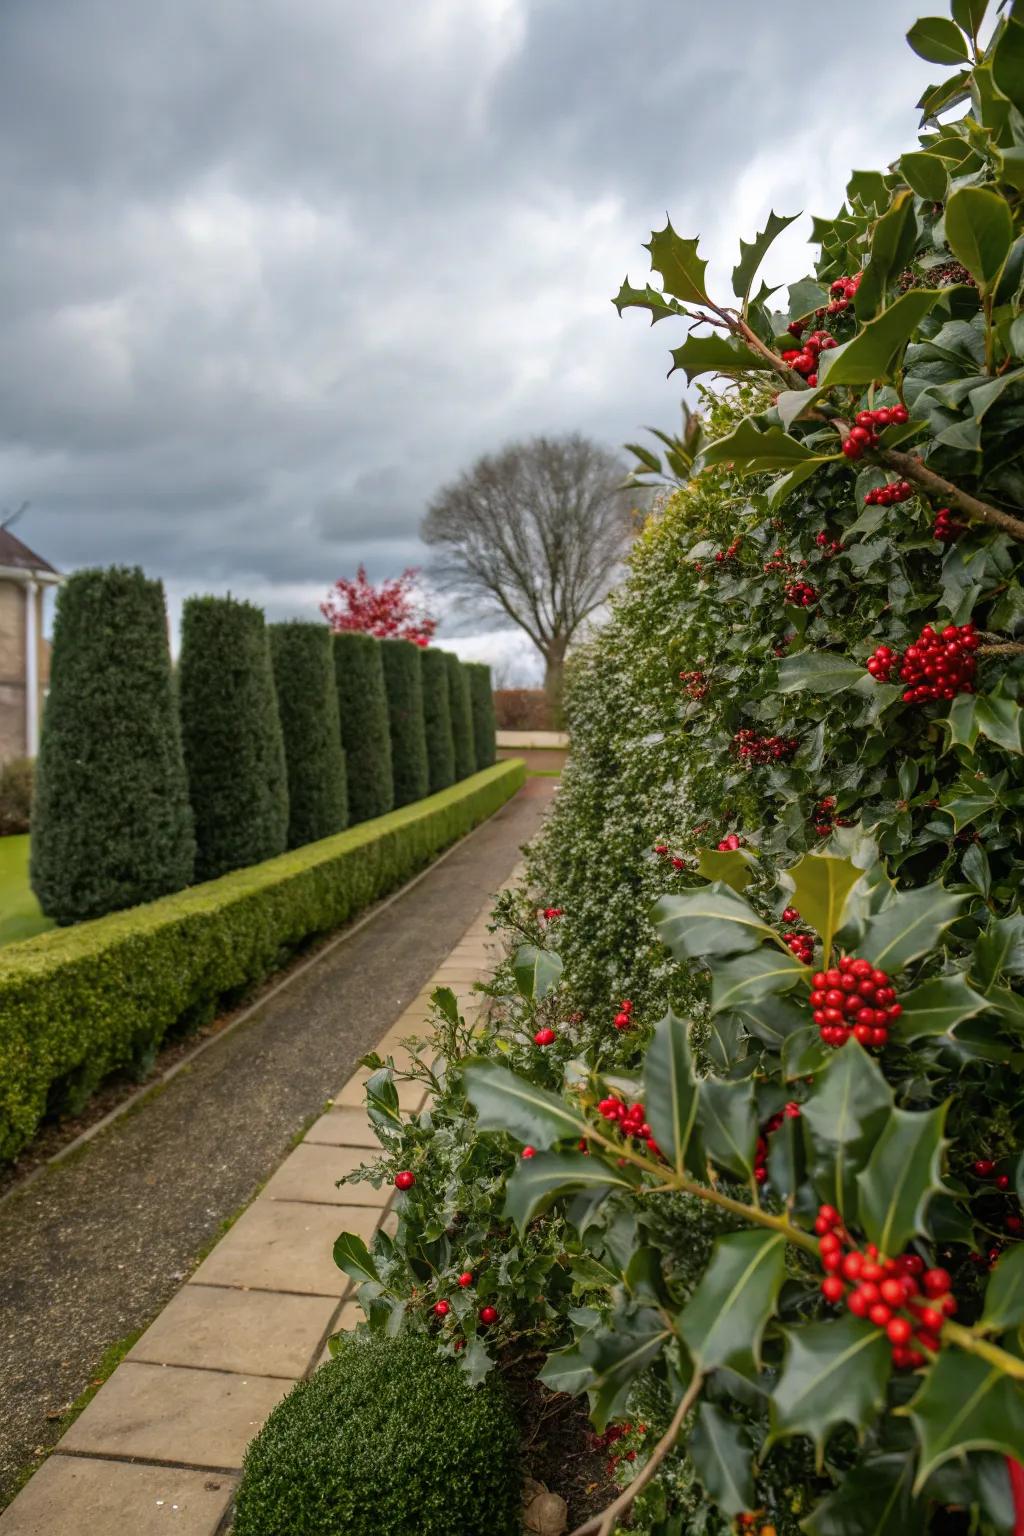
1,0,939,679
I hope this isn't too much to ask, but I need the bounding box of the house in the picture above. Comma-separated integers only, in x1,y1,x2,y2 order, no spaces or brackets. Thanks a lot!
0,526,62,762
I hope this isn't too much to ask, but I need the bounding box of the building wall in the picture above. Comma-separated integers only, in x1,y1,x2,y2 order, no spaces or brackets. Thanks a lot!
0,579,48,762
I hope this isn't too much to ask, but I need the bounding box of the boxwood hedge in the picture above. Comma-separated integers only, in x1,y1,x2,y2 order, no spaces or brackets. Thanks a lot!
0,760,524,1163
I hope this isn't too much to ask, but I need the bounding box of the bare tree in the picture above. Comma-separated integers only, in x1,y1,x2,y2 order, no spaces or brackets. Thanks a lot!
422,434,635,707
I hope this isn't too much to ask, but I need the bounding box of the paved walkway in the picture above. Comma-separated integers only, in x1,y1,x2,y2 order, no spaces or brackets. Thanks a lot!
0,779,552,1531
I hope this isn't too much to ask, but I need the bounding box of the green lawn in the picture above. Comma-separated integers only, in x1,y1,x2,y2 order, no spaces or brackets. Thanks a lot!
0,836,53,947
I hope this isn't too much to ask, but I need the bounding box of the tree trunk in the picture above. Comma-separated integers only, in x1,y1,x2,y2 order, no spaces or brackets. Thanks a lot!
542,637,568,728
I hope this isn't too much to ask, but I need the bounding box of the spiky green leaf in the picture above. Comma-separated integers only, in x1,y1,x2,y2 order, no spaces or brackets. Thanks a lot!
502,1151,635,1232
856,1104,949,1256
644,1007,701,1176
770,1314,891,1467
802,1043,894,1216
690,1404,756,1517
679,1230,787,1378
462,1060,586,1148
906,1350,1024,1490
651,883,777,961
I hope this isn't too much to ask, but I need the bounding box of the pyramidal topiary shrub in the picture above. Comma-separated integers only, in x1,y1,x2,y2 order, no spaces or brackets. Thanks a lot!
466,661,497,769
332,631,393,824
420,646,456,794
178,595,288,881
269,622,348,849
444,651,477,780
30,566,195,924
232,1332,521,1536
380,639,429,807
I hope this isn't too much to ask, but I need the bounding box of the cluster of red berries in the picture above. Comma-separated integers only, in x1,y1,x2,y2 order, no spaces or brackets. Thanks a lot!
679,668,709,700
737,1518,778,1536
815,530,844,557
733,729,798,765
971,1160,1022,1256
809,957,901,1048
653,842,687,871
534,1026,557,1047
827,272,863,313
780,907,814,964
867,622,979,702
717,832,742,851
754,1101,801,1184
841,403,910,460
596,1095,660,1158
587,1420,646,1473
763,547,807,575
713,540,742,566
780,328,837,385
933,507,965,542
864,479,913,506
810,795,852,837
613,998,634,1031
816,1205,955,1369
784,580,817,607
541,906,563,921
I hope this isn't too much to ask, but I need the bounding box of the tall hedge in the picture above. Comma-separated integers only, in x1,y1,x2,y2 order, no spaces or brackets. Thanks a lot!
380,639,429,808
444,652,477,780
30,566,195,924
465,662,497,770
269,622,348,849
420,647,455,794
178,596,289,882
332,632,393,824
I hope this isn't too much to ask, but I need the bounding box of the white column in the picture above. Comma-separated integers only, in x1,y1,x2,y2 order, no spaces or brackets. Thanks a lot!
25,577,39,757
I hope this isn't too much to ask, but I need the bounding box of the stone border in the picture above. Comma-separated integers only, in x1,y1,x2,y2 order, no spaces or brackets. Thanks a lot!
0,892,509,1534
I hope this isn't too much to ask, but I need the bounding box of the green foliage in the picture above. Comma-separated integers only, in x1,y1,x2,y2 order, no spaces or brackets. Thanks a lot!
465,661,497,769
419,647,456,794
332,631,394,824
232,1333,521,1536
178,596,288,881
0,757,33,837
0,761,524,1162
380,639,430,808
444,651,478,780
30,567,194,924
269,622,348,849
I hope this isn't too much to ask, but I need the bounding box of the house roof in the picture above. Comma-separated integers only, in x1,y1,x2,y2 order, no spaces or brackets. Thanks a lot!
0,525,59,578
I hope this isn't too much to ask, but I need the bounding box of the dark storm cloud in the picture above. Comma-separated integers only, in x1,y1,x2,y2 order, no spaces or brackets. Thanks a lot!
0,0,938,664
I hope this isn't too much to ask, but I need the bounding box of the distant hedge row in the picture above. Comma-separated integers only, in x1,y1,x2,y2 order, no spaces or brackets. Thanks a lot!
1,760,525,1163
29,568,497,925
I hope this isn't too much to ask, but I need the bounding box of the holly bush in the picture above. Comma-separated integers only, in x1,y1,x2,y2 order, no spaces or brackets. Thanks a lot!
336,7,1024,1534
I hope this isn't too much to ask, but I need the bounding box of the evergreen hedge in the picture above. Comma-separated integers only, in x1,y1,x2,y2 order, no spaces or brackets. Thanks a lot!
178,596,289,881
444,652,477,780
419,647,455,794
0,761,525,1162
270,623,348,849
380,639,429,808
465,662,497,770
332,632,393,825
30,567,194,924
233,1333,521,1536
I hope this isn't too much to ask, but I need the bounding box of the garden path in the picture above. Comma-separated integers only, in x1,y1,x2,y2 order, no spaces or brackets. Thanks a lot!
0,776,553,1531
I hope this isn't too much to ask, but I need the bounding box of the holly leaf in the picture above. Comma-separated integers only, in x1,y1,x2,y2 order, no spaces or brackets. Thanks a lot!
860,884,965,972
817,290,944,386
462,1061,587,1148
502,1151,635,1232
645,220,711,305
786,852,864,964
651,883,777,961
698,418,839,475
537,1342,593,1396
696,847,756,893
802,1043,894,1217
856,191,919,323
856,1104,949,1257
513,944,563,1001
769,1314,891,1468
899,150,950,202
992,13,1024,112
776,652,866,695
708,946,808,1014
679,1230,787,1378
802,1452,921,1534
612,278,686,324
980,1246,1024,1333
906,1349,1024,1489
670,333,770,384
974,912,1024,988
736,992,809,1050
697,1076,758,1179
893,973,991,1041
732,210,799,307
944,692,979,751
456,1334,494,1387
906,15,970,63
767,1111,806,1201
938,777,1001,833
545,1314,675,1432
333,1231,381,1285
643,1007,701,1177
945,187,1014,293
690,1403,756,1517
975,693,1024,755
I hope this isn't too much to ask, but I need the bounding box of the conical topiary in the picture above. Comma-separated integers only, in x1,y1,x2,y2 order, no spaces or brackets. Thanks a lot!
332,632,394,824
420,647,456,794
30,566,195,923
380,639,429,807
444,652,477,780
178,595,289,881
465,662,497,770
269,622,348,849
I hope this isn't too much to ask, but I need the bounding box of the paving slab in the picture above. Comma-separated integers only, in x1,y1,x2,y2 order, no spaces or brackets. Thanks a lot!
60,1362,288,1469
127,1285,339,1379
304,1109,383,1147
187,1199,374,1296
334,1072,427,1110
0,1457,236,1536
261,1142,388,1208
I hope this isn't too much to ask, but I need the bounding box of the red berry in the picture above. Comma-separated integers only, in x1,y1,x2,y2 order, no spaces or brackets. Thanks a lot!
869,1302,892,1327
973,1159,995,1177
614,1012,631,1030
923,1267,951,1298
394,1170,415,1191
479,1305,498,1325
887,1316,912,1345
433,1300,450,1317
458,1272,473,1288
822,1276,845,1303
534,1028,556,1046
522,1146,536,1159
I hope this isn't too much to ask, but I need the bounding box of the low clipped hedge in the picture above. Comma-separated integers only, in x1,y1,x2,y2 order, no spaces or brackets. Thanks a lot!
0,760,525,1163
233,1333,521,1536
